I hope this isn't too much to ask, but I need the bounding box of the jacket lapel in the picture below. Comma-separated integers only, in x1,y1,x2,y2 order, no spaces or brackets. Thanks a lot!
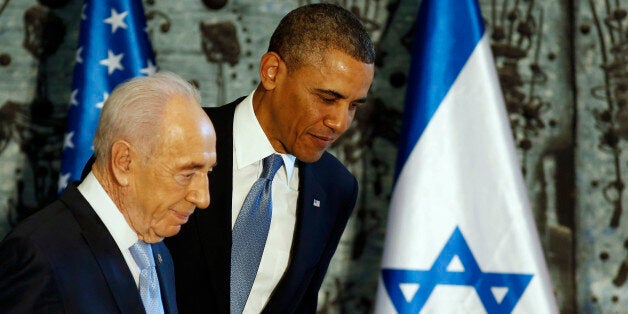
61,184,144,313
291,161,332,268
264,161,331,311
152,243,178,314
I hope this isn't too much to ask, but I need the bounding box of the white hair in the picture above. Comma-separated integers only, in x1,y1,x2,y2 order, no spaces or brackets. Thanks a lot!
92,71,201,166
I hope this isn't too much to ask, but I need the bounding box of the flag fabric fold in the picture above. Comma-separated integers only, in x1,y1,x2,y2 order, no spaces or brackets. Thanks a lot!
375,0,558,313
58,0,157,192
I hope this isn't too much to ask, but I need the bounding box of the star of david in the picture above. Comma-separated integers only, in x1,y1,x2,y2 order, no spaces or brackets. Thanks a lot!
382,227,533,313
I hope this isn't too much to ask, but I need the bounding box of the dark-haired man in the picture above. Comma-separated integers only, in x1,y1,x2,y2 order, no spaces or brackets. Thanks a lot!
165,4,375,313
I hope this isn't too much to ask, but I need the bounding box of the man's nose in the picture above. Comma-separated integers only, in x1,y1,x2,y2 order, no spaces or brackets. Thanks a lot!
186,173,210,209
324,105,353,134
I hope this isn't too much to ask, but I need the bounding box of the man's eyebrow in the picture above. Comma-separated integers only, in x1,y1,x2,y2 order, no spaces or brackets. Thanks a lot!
181,161,217,170
314,89,367,103
315,89,345,99
354,97,368,104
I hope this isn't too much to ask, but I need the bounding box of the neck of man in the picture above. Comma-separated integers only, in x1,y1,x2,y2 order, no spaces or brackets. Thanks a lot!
92,164,147,242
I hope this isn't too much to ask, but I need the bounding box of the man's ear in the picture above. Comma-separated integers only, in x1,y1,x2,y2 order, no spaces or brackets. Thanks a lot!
259,52,282,90
110,140,133,186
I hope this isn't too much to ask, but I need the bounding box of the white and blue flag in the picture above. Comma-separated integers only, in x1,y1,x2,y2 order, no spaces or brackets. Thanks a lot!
375,0,558,313
58,0,157,192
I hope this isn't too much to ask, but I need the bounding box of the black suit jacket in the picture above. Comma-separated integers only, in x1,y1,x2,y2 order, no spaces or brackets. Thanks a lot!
165,99,358,313
0,183,178,314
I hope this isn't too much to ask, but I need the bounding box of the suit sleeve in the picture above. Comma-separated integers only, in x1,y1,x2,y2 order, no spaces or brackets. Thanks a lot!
0,235,64,313
294,175,359,313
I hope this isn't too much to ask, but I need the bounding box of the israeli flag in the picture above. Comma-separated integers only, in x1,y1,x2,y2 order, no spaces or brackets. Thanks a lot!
375,0,558,313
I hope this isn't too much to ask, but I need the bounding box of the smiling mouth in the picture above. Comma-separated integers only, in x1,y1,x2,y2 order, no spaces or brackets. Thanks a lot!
171,209,192,223
311,134,335,147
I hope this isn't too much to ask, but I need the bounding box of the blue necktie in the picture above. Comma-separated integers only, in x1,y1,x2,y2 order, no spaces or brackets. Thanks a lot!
130,241,165,314
230,154,283,314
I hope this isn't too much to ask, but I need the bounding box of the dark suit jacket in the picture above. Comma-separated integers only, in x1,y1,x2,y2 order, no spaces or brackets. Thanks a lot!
165,99,358,313
0,183,178,314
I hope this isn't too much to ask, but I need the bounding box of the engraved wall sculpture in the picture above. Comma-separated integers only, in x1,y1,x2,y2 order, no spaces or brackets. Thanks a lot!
0,0,627,312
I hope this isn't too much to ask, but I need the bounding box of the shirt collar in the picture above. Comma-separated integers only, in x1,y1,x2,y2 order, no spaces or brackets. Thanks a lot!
233,91,296,180
78,172,139,251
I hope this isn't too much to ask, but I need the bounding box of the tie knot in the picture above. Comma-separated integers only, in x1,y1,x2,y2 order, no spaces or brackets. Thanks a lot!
130,241,154,270
261,154,283,181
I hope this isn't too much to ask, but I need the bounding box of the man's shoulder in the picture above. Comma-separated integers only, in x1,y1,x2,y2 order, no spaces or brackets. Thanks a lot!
313,151,353,172
1,199,76,250
3,183,92,242
203,97,247,117
309,152,356,185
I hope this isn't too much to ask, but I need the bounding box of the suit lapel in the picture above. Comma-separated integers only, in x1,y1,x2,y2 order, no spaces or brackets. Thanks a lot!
291,161,332,268
152,243,178,314
61,184,144,313
265,161,331,311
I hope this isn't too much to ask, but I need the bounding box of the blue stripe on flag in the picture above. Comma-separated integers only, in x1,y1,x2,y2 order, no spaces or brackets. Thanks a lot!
395,0,485,178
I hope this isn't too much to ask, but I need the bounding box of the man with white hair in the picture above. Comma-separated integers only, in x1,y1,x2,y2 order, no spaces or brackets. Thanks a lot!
0,71,217,313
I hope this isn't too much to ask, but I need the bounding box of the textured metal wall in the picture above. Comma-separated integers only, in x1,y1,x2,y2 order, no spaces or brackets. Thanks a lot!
575,0,627,312
0,0,626,312
480,0,578,312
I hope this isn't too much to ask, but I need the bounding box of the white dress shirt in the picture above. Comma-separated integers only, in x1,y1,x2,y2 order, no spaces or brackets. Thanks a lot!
232,92,299,313
78,172,142,287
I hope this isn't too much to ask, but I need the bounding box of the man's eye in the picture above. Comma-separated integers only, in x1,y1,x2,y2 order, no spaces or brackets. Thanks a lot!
320,96,335,103
178,173,195,182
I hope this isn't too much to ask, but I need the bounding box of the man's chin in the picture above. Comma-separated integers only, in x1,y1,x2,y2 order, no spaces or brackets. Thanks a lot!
160,225,182,238
146,226,181,243
296,150,325,163
142,235,166,244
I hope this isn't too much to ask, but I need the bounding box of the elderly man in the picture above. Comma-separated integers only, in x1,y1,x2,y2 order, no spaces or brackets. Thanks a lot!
0,71,216,313
166,3,375,313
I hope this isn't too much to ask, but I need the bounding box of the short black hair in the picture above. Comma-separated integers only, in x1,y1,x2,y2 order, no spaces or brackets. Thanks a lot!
268,3,375,70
